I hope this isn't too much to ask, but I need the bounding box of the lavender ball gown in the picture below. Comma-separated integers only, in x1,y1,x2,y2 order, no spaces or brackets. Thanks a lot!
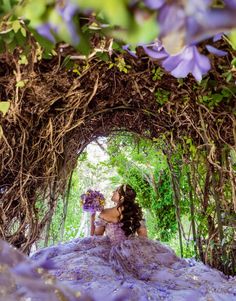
1,217,236,301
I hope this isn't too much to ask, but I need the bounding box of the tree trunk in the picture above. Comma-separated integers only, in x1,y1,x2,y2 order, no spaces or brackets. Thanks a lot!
44,180,57,247
60,171,73,241
165,150,184,257
187,171,198,257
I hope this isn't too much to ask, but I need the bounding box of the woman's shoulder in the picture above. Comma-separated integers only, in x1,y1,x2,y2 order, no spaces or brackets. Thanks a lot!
98,207,120,223
100,207,118,215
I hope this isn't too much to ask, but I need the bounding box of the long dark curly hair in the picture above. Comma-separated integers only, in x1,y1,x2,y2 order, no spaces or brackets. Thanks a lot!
117,184,143,236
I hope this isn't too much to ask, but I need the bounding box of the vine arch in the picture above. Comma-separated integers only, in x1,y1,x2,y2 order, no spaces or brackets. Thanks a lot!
0,42,235,273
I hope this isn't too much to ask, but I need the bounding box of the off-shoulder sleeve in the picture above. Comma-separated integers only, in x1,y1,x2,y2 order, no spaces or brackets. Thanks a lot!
94,216,107,227
139,219,146,228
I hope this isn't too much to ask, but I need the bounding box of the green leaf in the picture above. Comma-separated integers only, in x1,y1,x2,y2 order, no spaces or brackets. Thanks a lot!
61,55,73,69
15,30,27,47
74,32,90,55
29,28,55,58
186,138,192,144
1,0,11,13
20,27,27,37
12,20,21,33
127,14,158,45
0,38,5,52
112,41,122,51
16,80,28,87
0,125,3,138
18,54,28,65
76,0,130,28
231,57,236,67
96,52,109,62
17,0,47,27
229,29,236,50
0,101,10,116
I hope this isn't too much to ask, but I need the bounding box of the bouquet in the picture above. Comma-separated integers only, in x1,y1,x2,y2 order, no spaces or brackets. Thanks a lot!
80,189,105,213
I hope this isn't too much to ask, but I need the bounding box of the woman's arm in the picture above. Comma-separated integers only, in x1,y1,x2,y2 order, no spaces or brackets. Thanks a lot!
90,213,96,236
137,220,148,237
137,226,148,237
94,225,105,236
91,212,106,236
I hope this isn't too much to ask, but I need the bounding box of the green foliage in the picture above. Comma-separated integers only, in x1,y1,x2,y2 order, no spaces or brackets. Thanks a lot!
151,170,178,241
154,88,170,105
29,29,56,59
184,137,197,158
197,87,236,109
0,18,28,53
108,57,131,73
0,101,10,116
43,171,83,245
229,29,236,50
77,0,131,28
0,0,18,16
152,67,164,81
220,226,236,274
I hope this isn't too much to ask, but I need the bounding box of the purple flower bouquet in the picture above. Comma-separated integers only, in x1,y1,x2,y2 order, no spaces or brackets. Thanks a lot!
80,189,105,213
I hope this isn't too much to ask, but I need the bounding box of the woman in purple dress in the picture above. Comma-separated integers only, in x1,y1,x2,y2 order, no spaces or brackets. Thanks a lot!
1,184,236,301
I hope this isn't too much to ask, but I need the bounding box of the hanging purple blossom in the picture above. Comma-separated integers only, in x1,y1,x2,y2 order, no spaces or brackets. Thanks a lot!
144,0,165,9
205,45,228,57
57,0,80,45
158,4,185,39
37,23,57,43
36,0,80,45
162,45,211,81
143,0,236,48
186,8,236,44
213,33,223,42
224,0,236,9
143,42,211,81
122,45,138,58
143,41,168,59
141,0,230,81
80,189,105,213
143,40,229,80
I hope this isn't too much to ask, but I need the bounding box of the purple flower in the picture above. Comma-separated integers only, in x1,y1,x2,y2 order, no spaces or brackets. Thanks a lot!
143,0,236,49
143,40,223,81
36,23,56,43
143,41,168,59
158,4,185,38
122,45,138,58
36,0,80,45
162,45,211,81
57,1,80,45
206,45,228,57
224,0,236,9
144,0,212,47
144,0,165,9
186,8,236,44
213,33,223,42
80,189,105,213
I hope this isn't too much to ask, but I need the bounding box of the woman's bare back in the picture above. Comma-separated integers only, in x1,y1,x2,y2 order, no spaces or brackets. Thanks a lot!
99,206,123,223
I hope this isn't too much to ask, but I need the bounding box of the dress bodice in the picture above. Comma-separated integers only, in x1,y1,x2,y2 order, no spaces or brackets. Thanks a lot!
94,217,127,245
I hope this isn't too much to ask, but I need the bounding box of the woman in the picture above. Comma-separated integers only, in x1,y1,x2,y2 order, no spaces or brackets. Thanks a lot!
93,184,148,238
1,185,236,301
